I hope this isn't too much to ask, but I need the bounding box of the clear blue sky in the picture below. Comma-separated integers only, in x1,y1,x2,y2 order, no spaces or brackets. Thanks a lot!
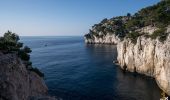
0,0,160,36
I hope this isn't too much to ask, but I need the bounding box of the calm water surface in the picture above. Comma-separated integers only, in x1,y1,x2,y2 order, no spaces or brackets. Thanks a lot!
21,36,161,100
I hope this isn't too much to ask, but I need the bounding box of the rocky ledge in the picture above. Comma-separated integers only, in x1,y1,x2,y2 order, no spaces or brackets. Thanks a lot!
0,53,56,100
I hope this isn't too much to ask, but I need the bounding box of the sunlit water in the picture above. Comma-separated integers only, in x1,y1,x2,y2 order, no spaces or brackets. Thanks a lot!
21,36,161,100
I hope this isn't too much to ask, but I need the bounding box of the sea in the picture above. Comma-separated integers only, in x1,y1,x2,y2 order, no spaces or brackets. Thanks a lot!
21,36,161,100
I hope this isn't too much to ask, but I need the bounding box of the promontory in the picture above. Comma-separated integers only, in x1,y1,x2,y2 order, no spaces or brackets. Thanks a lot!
84,0,170,96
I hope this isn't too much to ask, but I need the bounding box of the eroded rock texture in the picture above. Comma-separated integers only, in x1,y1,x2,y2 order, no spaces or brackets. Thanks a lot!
117,35,170,95
0,54,56,100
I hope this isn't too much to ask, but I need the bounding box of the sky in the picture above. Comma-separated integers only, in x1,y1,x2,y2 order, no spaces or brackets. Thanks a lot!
0,0,160,36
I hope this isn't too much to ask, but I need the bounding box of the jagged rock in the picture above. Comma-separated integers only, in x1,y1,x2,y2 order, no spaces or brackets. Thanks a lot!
84,33,119,44
0,54,57,100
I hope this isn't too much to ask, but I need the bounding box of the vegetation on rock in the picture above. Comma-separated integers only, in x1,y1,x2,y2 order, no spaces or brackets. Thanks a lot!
85,0,170,43
127,32,140,43
0,31,44,77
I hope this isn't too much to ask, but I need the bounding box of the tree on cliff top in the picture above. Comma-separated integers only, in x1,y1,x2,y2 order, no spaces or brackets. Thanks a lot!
85,0,170,42
0,31,32,61
0,31,44,77
0,31,21,52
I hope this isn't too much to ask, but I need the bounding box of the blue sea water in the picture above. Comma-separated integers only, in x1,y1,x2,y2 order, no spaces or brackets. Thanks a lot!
21,36,161,100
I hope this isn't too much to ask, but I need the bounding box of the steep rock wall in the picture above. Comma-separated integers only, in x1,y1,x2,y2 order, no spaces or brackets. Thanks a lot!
0,53,56,100
84,33,119,44
117,35,170,95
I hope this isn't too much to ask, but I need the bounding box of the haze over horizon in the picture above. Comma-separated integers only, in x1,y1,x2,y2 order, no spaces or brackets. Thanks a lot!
0,0,160,36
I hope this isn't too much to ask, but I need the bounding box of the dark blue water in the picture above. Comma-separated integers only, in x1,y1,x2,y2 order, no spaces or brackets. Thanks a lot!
21,36,161,100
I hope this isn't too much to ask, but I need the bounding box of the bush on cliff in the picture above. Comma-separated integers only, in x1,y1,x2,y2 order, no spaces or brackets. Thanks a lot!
150,27,168,42
28,67,44,77
127,32,140,44
85,0,170,42
150,28,166,39
0,31,21,52
18,46,32,61
0,31,44,77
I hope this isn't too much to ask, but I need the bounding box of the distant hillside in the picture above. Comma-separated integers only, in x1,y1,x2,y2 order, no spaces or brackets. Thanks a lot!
85,0,170,43
84,0,170,96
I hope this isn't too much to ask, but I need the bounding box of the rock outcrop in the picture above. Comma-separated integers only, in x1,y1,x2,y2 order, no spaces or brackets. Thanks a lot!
84,33,119,44
0,53,56,100
84,0,170,95
117,27,170,95
85,25,170,96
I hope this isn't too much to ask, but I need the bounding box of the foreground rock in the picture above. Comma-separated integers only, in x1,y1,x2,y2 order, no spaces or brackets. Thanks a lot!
0,53,56,100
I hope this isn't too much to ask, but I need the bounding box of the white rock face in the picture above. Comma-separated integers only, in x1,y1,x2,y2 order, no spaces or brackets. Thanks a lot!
136,25,158,35
117,35,170,95
84,33,119,44
167,25,170,33
84,26,170,95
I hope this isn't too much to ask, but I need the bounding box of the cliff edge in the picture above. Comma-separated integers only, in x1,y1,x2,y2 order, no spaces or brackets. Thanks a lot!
117,33,170,95
0,53,56,100
0,31,57,100
84,0,170,96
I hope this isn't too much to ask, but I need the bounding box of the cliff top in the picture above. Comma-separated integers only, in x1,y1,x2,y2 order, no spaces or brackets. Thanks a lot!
85,0,170,43
0,31,44,77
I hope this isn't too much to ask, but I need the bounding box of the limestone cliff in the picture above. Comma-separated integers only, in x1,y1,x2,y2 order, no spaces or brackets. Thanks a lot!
117,34,170,95
84,0,170,95
0,53,56,100
85,26,170,96
84,33,119,44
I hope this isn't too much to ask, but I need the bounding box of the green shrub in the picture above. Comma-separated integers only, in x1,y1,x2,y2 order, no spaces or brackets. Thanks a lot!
85,34,92,39
18,50,30,61
86,0,170,43
29,67,44,77
0,31,45,78
26,61,32,67
101,18,108,24
150,28,166,39
23,46,32,53
127,32,140,44
159,33,168,42
0,31,21,52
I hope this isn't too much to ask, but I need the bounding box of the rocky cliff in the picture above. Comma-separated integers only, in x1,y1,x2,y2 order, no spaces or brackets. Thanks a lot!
85,26,170,96
84,0,170,96
85,26,170,95
117,33,170,95
84,33,119,44
0,53,56,100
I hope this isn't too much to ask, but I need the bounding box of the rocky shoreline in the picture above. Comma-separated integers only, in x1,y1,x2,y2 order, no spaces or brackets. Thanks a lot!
84,0,170,95
84,27,170,96
117,34,170,96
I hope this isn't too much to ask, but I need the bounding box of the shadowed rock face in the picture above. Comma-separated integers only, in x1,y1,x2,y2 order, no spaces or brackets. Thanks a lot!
0,53,56,100
117,35,170,96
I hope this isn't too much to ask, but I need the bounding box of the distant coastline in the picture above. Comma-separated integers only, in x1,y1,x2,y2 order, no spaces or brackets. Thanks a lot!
84,0,170,96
